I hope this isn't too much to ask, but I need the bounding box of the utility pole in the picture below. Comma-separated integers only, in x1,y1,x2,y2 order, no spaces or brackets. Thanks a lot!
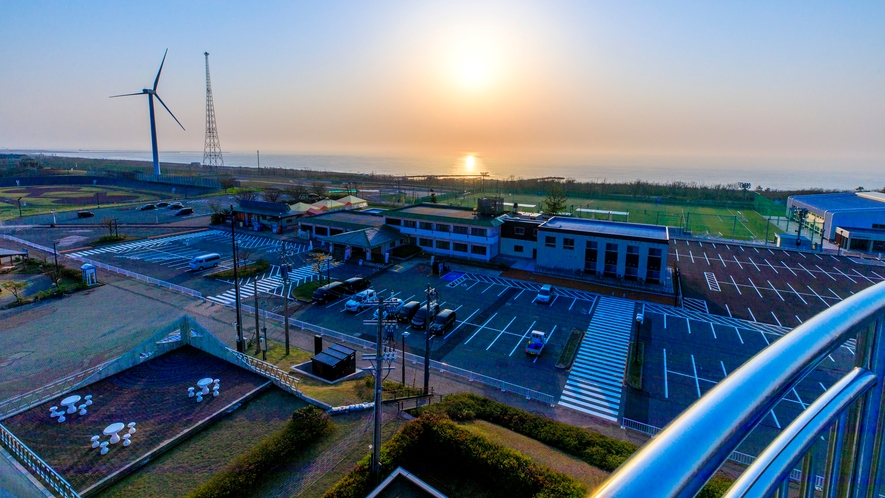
201,52,224,169
17,197,22,217
423,284,439,395
362,293,399,485
282,261,291,355
254,279,261,355
401,331,410,385
765,216,771,245
231,205,244,352
52,241,60,291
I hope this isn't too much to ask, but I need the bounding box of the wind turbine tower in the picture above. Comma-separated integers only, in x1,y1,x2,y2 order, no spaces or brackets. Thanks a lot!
202,52,224,169
111,49,185,176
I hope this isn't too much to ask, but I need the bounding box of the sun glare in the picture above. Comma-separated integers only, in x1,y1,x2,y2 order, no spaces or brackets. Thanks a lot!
456,58,492,90
466,155,476,168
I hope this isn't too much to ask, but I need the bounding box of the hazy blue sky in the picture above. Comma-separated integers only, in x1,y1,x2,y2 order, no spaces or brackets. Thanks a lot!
2,1,883,173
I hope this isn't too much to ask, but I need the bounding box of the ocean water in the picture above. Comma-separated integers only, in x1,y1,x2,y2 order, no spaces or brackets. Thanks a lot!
12,149,881,192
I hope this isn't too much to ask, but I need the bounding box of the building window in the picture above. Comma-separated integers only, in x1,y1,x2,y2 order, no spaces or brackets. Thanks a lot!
436,240,450,250
533,228,538,237
419,222,433,230
563,238,575,250
436,224,451,232
453,226,469,235
471,227,487,237
514,245,524,253
514,227,525,236
387,218,402,226
315,226,328,236
419,238,433,248
471,245,487,255
648,247,663,257
545,236,556,248
453,243,468,252
403,220,416,228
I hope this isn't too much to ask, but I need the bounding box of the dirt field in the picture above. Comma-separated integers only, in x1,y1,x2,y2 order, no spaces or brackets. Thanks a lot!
0,186,160,219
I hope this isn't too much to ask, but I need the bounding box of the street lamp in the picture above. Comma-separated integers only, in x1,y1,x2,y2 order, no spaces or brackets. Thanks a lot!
96,192,100,208
401,331,410,386
17,197,22,217
423,284,440,395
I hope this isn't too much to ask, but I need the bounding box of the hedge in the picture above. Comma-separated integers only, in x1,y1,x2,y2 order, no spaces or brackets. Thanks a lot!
416,394,735,496
186,406,331,498
323,415,586,498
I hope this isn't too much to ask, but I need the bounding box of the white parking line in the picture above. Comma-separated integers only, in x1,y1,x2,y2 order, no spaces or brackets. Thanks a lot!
806,285,830,308
797,263,816,279
767,280,784,301
797,251,806,259
445,308,479,340
569,298,577,311
689,251,695,264
747,278,763,298
747,257,760,272
486,316,517,350
465,281,480,290
770,312,782,327
704,252,710,265
718,254,727,267
674,249,680,262
725,303,732,318
770,409,781,429
709,322,716,339
786,282,808,305
764,259,779,274
513,289,525,300
663,348,669,399
748,308,757,322
481,284,495,294
497,286,509,297
464,313,497,344
829,289,842,301
832,267,856,284
508,321,537,356
732,255,743,270
815,265,837,281
758,330,769,345
782,262,798,276
730,275,742,295
690,355,701,398
550,295,559,306
733,326,743,344
720,360,727,378
852,269,874,283
795,315,803,324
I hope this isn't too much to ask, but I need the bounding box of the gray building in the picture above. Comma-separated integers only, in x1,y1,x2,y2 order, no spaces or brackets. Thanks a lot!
384,204,504,262
787,192,885,248
536,217,669,284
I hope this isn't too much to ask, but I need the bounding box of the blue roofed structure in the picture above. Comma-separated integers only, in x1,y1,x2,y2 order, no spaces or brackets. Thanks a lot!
786,192,885,243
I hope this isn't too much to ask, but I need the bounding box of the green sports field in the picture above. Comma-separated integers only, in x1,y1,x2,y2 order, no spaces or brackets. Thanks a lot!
449,192,783,243
0,185,162,220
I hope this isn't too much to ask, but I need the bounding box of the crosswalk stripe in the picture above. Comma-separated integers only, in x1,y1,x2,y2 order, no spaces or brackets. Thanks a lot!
558,297,635,421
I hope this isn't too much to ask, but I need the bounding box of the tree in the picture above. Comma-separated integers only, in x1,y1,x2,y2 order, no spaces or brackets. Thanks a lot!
99,218,117,237
1,281,28,302
284,184,309,203
308,251,335,284
233,188,258,202
542,183,567,216
263,187,283,203
429,188,438,203
219,176,239,189
311,182,328,199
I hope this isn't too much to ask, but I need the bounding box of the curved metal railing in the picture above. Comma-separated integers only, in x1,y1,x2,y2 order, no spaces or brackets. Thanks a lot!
594,281,885,497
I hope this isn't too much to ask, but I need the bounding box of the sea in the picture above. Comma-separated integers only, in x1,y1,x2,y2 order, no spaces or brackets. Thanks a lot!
7,149,881,192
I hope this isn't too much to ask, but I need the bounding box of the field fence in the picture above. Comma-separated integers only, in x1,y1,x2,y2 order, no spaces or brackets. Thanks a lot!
0,423,81,498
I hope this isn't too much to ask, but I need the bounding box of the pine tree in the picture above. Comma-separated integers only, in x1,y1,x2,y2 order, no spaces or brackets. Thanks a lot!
542,183,567,216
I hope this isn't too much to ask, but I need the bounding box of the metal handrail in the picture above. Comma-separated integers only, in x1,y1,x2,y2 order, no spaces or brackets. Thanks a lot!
0,423,80,497
594,281,885,497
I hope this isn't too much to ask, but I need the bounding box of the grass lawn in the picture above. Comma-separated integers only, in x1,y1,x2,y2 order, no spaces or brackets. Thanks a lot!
459,420,609,493
0,185,162,220
294,280,324,301
448,192,782,242
96,389,307,498
208,259,271,279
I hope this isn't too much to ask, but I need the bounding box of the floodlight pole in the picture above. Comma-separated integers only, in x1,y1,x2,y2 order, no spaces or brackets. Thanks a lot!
423,284,439,395
231,205,244,353
52,241,60,291
402,331,410,386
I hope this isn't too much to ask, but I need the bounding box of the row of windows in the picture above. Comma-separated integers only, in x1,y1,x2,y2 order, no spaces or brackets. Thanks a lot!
417,237,488,255
392,218,488,237
512,226,539,237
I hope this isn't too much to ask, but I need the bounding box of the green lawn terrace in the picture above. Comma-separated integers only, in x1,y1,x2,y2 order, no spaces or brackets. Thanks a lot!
0,318,287,496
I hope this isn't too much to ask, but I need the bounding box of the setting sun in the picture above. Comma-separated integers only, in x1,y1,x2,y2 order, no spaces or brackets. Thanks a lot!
465,155,476,168
456,58,492,90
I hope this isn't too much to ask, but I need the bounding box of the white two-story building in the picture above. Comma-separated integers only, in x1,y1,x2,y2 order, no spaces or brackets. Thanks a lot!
383,204,504,262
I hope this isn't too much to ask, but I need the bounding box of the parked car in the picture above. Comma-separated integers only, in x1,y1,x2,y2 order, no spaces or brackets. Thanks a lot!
410,302,441,330
429,309,457,335
372,298,404,320
341,277,371,294
396,301,422,323
168,203,184,210
77,211,95,218
536,284,553,304
345,289,377,312
175,207,194,216
312,281,344,303
189,253,221,271
139,204,156,211
155,202,170,208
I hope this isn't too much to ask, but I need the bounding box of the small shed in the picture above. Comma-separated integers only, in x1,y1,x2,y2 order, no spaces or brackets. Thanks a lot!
312,344,356,381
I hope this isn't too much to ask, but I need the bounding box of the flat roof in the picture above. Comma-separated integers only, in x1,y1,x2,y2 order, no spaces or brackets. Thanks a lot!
386,203,503,227
789,192,885,213
539,217,669,243
300,210,384,229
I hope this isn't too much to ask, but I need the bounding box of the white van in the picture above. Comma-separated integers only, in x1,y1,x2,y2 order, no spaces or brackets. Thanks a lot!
536,284,553,304
189,253,222,271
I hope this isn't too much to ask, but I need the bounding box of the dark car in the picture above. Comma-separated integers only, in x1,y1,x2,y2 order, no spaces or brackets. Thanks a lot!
168,203,184,210
139,204,156,211
312,281,344,303
175,207,194,216
156,202,170,208
429,309,457,336
410,302,441,330
341,277,371,294
396,301,422,323
77,211,95,218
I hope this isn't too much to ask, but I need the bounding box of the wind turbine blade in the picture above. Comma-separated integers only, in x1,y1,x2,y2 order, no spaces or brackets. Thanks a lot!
154,93,185,131
109,92,144,98
153,49,168,91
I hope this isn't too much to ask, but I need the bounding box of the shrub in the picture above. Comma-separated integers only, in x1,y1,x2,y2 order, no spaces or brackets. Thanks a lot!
324,415,586,498
187,406,331,498
60,267,81,281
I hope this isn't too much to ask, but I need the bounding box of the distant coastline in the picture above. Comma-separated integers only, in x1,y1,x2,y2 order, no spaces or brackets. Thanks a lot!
5,148,880,192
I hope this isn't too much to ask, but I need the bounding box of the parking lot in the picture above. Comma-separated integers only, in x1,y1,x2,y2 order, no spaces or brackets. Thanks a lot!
673,239,884,327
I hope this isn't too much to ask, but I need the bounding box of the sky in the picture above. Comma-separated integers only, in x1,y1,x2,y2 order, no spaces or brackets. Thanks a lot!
1,1,884,182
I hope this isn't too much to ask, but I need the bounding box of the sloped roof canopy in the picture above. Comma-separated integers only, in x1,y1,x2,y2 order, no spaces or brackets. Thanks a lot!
318,225,403,250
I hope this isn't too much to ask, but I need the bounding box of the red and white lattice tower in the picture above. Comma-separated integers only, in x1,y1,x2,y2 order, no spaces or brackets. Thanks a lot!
202,52,224,168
